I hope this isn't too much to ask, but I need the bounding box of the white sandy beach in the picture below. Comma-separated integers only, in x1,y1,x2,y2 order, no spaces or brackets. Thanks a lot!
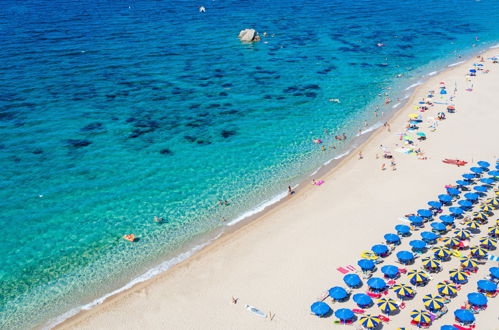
57,49,499,330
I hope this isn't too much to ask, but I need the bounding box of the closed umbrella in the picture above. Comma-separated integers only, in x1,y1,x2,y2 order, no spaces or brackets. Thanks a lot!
454,309,475,323
343,274,362,288
353,293,373,307
311,302,331,316
467,292,487,306
437,281,457,296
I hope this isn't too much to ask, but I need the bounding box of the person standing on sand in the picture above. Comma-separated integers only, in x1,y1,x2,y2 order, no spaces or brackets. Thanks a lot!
288,185,294,195
358,151,363,160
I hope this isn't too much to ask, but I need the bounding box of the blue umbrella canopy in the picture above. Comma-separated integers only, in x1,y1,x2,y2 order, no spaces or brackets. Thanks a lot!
438,194,452,202
418,209,432,218
490,267,499,279
343,273,362,288
489,170,499,177
447,188,460,196
470,167,483,174
397,251,414,262
329,286,348,300
421,231,438,241
458,200,473,208
358,259,375,271
410,240,427,250
428,201,442,209
477,280,497,292
440,326,458,330
474,186,487,192
367,277,387,290
440,215,455,224
456,180,471,186
462,174,475,180
449,207,464,215
335,308,354,320
480,178,494,184
431,222,446,231
384,233,400,244
409,215,423,224
464,193,479,200
381,265,399,277
478,161,490,168
440,89,447,94
311,301,331,316
469,69,476,73
454,309,475,323
353,293,373,306
372,244,389,255
395,224,411,234
467,292,487,306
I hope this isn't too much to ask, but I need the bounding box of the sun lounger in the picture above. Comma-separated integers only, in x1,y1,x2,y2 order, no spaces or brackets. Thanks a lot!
378,315,390,322
366,291,382,299
453,325,475,330
352,309,365,314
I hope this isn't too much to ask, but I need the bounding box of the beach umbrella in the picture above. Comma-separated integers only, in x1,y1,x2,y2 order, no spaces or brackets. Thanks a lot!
480,204,494,212
462,174,475,180
358,259,375,271
464,220,480,230
358,315,381,329
449,269,469,284
410,240,427,250
437,281,457,296
470,167,483,174
478,161,490,168
440,89,447,95
447,105,455,110
421,231,438,242
449,207,464,216
384,233,401,244
381,265,399,278
488,226,499,237
442,237,461,247
335,308,354,321
480,178,494,184
422,257,441,270
433,246,452,259
353,293,373,307
470,246,488,258
416,132,426,137
469,69,476,73
465,192,479,201
428,201,442,209
311,302,331,316
372,244,389,256
422,294,445,311
479,237,497,249
474,186,487,192
456,180,471,186
408,113,419,118
343,273,362,288
408,270,429,285
431,222,447,231
397,251,414,264
467,292,487,306
377,297,398,314
395,224,411,235
490,267,499,279
454,309,475,323
447,188,460,196
441,326,458,330
487,197,499,207
410,310,432,324
392,283,414,298
367,277,387,291
453,228,471,240
329,286,348,300
440,215,455,224
409,215,423,225
460,256,478,269
477,280,497,293
472,211,488,220
438,194,452,203
458,200,473,208
489,170,499,177
418,209,432,218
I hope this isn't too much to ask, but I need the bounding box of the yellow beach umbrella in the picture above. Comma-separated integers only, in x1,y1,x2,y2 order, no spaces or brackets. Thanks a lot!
460,256,478,269
377,297,398,314
453,229,471,240
422,294,445,311
449,269,469,283
472,211,488,220
409,113,419,118
442,237,461,247
480,204,495,212
465,220,481,230
392,283,414,297
480,237,497,248
489,226,499,237
421,257,441,269
487,197,499,206
359,315,381,329
432,246,452,259
470,246,488,258
410,310,432,324
437,281,457,296
408,270,429,284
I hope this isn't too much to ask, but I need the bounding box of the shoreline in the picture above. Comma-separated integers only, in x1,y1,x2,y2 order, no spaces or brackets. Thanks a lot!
52,47,498,329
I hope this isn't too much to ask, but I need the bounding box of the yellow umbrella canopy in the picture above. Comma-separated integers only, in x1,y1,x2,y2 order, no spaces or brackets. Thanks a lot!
377,298,398,313
442,237,461,247
432,246,452,259
487,197,498,206
421,257,441,269
359,315,381,329
408,270,429,283
453,229,472,239
470,246,488,258
479,237,497,248
408,113,419,118
449,269,469,283
422,294,445,311
472,211,488,220
460,256,478,269
410,309,432,323
392,283,414,297
437,281,457,296
489,226,499,237
465,220,481,230
480,204,495,212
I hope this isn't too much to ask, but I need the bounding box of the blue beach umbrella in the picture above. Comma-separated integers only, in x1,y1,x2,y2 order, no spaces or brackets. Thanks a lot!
353,293,373,307
480,178,494,184
367,277,387,290
335,308,354,321
474,186,487,192
439,215,455,224
458,200,473,208
478,161,490,168
441,326,458,330
431,222,446,231
438,194,452,203
462,174,475,180
372,244,389,256
456,180,471,186
418,209,432,218
421,231,438,242
467,292,487,306
477,280,497,292
409,215,423,225
449,207,464,215
464,193,479,201
311,302,331,316
410,240,427,250
381,265,399,278
329,286,348,300
384,233,401,244
358,259,375,271
397,251,414,263
343,274,362,288
395,224,411,235
490,267,499,279
447,188,460,196
440,89,447,95
470,167,483,174
428,201,442,209
454,309,475,323
469,69,476,73
489,170,499,177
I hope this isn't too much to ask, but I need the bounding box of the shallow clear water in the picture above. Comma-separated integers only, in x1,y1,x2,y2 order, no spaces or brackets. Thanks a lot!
1,0,499,328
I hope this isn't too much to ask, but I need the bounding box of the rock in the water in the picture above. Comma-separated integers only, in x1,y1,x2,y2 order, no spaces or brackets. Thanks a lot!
238,29,260,42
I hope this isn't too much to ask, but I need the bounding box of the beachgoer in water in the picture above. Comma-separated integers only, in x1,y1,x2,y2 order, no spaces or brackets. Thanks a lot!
154,216,163,223
358,151,363,160
288,185,295,195
224,200,229,206
342,133,346,140
321,146,326,151
364,121,368,127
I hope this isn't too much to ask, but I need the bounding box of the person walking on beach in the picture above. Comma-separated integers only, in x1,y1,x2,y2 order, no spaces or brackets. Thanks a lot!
358,151,363,160
288,185,294,195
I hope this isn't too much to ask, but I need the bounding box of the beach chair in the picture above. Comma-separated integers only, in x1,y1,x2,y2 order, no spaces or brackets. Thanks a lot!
453,325,475,330
378,315,390,322
352,309,365,314
366,291,382,299
398,268,407,274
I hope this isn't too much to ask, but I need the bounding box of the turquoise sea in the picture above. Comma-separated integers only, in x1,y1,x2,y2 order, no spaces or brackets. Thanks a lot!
1,0,499,328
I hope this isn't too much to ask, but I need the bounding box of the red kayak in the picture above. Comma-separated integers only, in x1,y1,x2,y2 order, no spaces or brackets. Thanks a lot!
442,159,467,167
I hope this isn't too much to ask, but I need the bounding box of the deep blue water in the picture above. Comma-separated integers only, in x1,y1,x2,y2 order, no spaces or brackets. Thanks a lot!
1,0,499,328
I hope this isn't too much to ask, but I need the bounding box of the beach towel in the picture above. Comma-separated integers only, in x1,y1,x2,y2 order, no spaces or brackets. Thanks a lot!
487,255,499,262
346,265,356,271
337,267,349,274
